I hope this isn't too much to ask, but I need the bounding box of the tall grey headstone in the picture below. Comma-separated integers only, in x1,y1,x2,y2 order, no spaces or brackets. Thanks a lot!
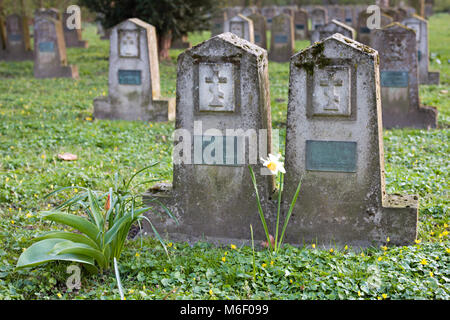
283,34,419,247
269,13,295,62
1,14,33,61
402,15,439,84
248,13,267,49
33,9,78,79
294,9,309,40
371,23,437,128
62,12,88,48
144,33,274,244
224,14,254,43
310,19,355,44
93,18,174,121
311,6,328,31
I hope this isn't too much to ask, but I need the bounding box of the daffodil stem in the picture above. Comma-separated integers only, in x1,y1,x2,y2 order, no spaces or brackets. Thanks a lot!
274,172,284,253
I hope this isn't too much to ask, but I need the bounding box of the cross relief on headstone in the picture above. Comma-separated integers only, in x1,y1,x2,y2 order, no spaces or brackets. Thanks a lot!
119,29,139,57
311,65,351,117
199,62,234,112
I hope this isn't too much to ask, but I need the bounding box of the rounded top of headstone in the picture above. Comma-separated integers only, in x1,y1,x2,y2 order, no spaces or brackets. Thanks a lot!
292,33,378,62
181,32,266,60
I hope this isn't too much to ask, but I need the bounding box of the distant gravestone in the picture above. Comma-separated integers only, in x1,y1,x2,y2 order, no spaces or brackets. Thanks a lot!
224,14,254,43
310,20,355,44
396,7,408,21
211,10,227,38
311,6,328,31
62,12,88,48
1,14,33,61
343,6,356,27
224,7,239,20
294,9,309,40
171,34,191,49
409,0,425,17
403,15,439,84
283,34,419,247
33,10,78,79
327,5,345,22
269,13,295,62
371,23,437,128
425,1,433,18
248,13,267,49
261,6,277,27
357,10,393,45
94,18,174,121
0,17,6,59
144,33,275,243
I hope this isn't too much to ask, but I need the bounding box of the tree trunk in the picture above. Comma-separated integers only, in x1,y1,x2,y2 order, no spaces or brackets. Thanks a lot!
158,30,172,61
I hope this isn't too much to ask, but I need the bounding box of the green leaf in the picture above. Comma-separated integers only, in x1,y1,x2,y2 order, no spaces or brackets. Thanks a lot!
16,239,96,269
50,240,107,269
41,211,101,246
87,189,105,231
34,231,101,250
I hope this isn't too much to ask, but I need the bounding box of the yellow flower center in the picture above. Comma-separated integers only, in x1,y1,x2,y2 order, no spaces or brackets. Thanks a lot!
267,161,276,171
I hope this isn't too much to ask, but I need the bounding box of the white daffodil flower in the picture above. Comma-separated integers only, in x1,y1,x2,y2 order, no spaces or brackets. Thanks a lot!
261,153,286,175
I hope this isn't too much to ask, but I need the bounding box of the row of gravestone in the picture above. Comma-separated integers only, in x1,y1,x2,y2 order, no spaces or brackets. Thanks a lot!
141,32,419,248
0,8,87,77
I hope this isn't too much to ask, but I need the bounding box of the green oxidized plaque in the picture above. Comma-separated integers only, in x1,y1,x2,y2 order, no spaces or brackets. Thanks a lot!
306,140,357,172
118,70,142,85
380,71,409,88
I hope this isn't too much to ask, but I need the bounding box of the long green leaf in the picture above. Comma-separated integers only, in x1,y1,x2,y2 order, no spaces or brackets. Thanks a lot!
278,177,303,250
41,211,101,246
16,239,96,269
104,214,133,247
50,240,107,269
34,231,101,250
87,189,104,231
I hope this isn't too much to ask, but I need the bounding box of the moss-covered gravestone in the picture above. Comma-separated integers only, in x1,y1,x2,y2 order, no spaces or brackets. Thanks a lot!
94,19,174,122
224,14,254,43
144,33,274,244
402,15,439,84
1,14,33,61
310,19,355,44
269,13,294,62
371,23,437,129
283,34,418,247
33,10,78,79
293,9,309,40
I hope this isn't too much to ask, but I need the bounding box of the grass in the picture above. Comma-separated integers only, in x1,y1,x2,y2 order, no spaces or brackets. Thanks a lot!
0,14,449,300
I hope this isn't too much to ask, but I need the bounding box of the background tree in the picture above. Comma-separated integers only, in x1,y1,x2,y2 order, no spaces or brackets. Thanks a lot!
79,0,218,60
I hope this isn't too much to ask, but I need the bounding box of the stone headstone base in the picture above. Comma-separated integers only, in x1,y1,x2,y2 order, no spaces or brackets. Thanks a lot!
426,71,440,85
0,50,33,61
66,39,88,48
34,65,79,79
382,104,438,129
93,96,175,122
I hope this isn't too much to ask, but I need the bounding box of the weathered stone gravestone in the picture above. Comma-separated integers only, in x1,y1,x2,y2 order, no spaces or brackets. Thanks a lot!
425,0,433,18
403,15,439,84
371,23,437,128
33,10,78,79
62,12,88,48
241,7,256,17
409,0,425,17
0,14,33,61
144,33,274,243
261,6,277,27
171,34,191,49
211,10,227,38
283,34,419,247
357,10,393,45
248,13,267,49
327,5,345,22
269,13,295,62
0,17,6,59
311,6,328,31
224,14,254,43
310,19,355,44
224,7,239,20
94,18,174,121
343,6,356,27
294,9,309,40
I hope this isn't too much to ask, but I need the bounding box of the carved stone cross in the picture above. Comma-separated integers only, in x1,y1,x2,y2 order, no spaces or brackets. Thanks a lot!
320,74,343,111
205,65,228,107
